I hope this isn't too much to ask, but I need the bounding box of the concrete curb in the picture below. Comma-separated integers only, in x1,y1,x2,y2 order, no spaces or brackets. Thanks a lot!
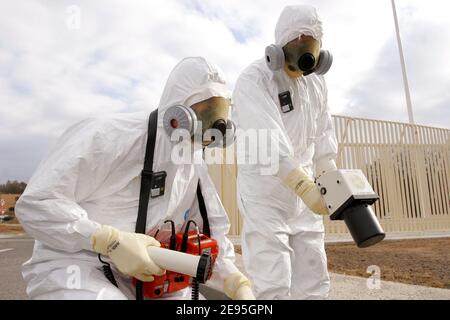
228,232,450,246
0,234,30,240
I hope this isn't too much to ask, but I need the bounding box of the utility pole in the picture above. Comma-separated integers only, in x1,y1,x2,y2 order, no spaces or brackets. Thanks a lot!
391,0,415,125
391,0,428,220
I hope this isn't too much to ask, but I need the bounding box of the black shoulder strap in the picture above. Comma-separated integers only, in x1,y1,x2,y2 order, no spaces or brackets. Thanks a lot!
135,109,158,300
135,109,158,235
196,181,211,237
134,109,211,299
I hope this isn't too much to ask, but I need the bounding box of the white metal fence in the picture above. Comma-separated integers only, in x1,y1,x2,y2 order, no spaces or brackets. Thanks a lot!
209,116,450,238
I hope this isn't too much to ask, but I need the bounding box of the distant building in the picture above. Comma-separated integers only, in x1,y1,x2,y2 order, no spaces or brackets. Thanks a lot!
0,194,21,216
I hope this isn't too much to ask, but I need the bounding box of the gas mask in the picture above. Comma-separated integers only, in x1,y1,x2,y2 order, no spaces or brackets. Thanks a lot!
163,97,236,148
265,35,333,78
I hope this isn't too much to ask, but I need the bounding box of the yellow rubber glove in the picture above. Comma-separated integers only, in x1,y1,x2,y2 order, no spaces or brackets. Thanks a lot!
224,272,255,300
91,225,165,282
285,166,329,216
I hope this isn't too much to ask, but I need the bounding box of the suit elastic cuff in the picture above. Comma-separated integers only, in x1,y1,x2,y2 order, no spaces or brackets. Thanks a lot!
276,156,299,181
68,219,102,251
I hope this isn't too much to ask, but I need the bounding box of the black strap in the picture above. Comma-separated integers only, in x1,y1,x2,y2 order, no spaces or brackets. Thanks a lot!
196,182,211,237
135,109,158,300
135,110,158,235
134,109,211,299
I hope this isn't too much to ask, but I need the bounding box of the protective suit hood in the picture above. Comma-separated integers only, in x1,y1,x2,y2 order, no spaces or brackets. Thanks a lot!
275,5,323,47
158,57,231,125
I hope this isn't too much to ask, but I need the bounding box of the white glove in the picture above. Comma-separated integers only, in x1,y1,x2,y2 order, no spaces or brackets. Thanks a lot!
224,272,256,300
91,225,165,281
285,166,329,216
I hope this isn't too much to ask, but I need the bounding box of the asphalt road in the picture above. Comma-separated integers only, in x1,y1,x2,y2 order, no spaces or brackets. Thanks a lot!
0,236,226,300
0,237,32,300
2,236,450,300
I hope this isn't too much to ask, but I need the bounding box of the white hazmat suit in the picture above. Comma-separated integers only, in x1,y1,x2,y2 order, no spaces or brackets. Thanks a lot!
232,6,338,300
16,57,244,300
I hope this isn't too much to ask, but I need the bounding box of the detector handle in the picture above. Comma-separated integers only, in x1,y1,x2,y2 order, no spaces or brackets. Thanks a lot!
147,246,212,283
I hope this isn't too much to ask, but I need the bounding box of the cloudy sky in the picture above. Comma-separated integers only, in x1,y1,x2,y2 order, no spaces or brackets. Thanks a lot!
0,0,449,183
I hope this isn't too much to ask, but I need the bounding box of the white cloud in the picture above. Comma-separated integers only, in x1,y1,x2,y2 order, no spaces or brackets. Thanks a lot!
343,0,450,127
0,0,449,183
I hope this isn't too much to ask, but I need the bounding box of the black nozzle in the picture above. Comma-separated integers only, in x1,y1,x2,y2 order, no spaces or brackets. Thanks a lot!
342,204,386,248
212,119,227,137
298,53,316,72
196,252,212,284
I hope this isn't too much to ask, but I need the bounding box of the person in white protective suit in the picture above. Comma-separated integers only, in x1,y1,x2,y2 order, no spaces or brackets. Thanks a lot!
232,5,338,300
16,57,255,300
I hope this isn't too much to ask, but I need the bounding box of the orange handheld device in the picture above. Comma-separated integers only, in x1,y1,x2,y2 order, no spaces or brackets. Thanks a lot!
133,220,218,299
